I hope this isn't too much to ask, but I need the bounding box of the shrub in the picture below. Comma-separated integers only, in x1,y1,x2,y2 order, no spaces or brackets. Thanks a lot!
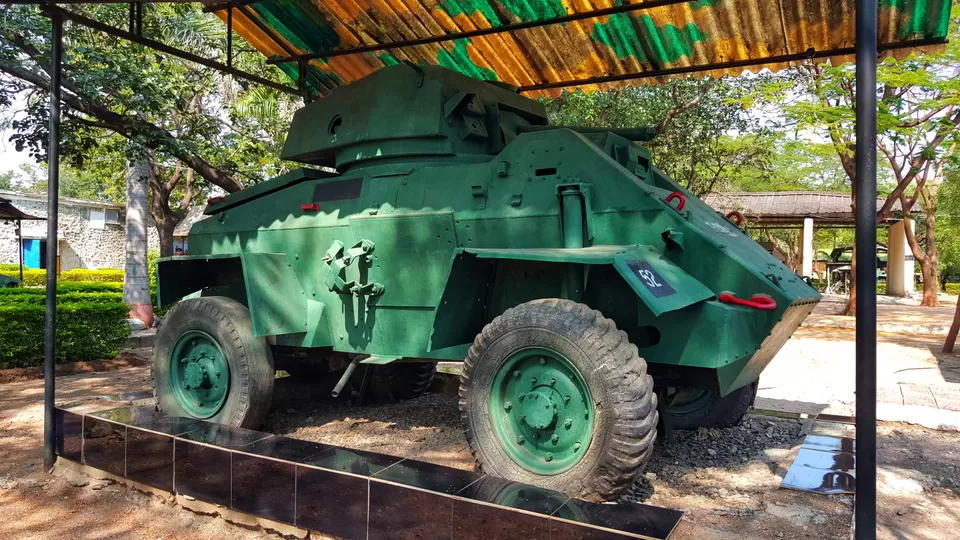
947,283,960,296
0,301,130,368
877,282,886,295
0,266,124,287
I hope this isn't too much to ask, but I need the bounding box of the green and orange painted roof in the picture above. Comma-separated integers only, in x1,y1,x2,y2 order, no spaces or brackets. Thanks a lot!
209,0,952,96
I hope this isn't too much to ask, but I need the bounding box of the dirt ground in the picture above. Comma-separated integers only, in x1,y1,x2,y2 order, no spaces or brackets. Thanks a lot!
0,329,958,539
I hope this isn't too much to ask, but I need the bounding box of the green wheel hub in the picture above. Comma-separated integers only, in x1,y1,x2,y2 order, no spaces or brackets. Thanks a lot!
169,330,230,418
489,347,593,475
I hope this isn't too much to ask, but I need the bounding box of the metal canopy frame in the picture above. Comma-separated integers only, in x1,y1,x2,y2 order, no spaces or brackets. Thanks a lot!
15,1,892,537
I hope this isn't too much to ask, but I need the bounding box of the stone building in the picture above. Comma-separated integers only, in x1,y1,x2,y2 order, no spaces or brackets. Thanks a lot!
0,190,203,271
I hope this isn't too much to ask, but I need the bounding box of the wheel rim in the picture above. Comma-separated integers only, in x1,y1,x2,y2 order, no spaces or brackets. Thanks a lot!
169,330,230,418
667,389,713,414
489,347,593,475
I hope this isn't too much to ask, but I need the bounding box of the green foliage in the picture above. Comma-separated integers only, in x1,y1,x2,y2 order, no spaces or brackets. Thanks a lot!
0,266,124,286
947,283,960,296
0,288,129,368
878,282,887,295
543,76,780,195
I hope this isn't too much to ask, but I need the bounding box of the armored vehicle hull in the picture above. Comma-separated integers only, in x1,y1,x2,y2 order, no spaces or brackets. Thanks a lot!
155,64,820,501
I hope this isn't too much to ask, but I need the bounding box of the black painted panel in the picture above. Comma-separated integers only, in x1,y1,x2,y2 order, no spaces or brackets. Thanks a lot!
238,435,331,463
54,408,83,462
551,519,633,540
232,453,296,524
178,423,271,448
93,407,207,436
453,498,550,540
368,480,452,540
173,439,231,506
455,477,569,516
296,466,369,539
300,446,403,476
371,457,482,495
82,417,126,478
553,499,683,540
126,427,175,492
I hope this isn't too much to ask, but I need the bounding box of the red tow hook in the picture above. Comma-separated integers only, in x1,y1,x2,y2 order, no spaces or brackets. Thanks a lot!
719,292,777,311
726,211,744,226
665,191,686,212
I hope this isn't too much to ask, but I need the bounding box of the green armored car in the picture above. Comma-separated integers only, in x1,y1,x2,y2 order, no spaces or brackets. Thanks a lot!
154,64,820,501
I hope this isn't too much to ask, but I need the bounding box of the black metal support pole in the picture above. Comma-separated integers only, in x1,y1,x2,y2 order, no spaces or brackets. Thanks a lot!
43,10,63,472
226,7,233,68
854,0,877,538
17,219,23,283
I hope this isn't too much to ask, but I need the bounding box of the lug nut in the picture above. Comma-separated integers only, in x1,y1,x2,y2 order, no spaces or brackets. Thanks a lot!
575,442,581,451
534,394,539,400
551,434,559,443
513,370,521,378
550,378,556,385
545,454,553,462
539,358,546,365
532,432,538,440
517,436,525,444
565,395,571,403
504,401,513,412
564,419,573,429
531,377,537,385
519,394,525,401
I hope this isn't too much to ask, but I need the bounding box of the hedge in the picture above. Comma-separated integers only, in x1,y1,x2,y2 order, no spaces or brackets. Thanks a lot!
0,284,130,369
0,265,124,286
948,283,960,296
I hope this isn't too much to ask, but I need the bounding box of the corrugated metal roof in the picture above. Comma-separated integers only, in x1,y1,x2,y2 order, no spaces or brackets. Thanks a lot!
210,0,951,97
705,191,909,220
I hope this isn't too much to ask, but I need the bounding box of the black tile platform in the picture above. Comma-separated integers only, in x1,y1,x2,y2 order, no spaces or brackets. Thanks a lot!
56,406,682,539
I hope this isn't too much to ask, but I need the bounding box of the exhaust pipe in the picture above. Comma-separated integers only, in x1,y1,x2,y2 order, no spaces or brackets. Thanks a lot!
331,356,362,398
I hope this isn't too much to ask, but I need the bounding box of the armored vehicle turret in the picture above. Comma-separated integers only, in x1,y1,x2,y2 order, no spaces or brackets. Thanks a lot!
154,64,820,501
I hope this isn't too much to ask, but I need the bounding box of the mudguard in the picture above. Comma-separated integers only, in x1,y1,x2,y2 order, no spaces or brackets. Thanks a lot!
429,245,714,350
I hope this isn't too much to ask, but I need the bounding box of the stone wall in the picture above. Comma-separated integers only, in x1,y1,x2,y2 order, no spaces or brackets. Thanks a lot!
0,191,204,271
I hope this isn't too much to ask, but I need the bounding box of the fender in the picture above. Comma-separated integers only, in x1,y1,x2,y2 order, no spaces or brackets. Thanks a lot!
156,252,321,341
429,245,714,351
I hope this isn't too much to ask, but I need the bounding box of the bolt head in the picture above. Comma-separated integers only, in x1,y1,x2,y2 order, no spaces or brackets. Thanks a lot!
534,394,539,400
550,378,556,385
517,436,525,445
504,401,513,412
574,442,581,451
513,370,521,378
215,371,221,378
565,395,571,403
532,432,538,440
539,358,546,365
519,394,525,401
551,434,559,443
531,377,537,385
564,419,573,429
545,454,553,462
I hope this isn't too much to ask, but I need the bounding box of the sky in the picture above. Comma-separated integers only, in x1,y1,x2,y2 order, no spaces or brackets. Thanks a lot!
0,92,32,177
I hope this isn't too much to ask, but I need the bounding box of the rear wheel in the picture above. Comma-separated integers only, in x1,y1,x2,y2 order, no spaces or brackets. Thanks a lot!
153,296,274,428
460,299,658,502
665,381,758,430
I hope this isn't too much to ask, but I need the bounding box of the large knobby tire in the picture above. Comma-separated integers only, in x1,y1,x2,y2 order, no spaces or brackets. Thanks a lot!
459,299,658,502
372,362,437,400
665,381,758,430
153,296,274,429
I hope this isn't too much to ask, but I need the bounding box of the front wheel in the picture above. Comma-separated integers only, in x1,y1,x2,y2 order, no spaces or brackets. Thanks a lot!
459,299,658,502
153,296,274,428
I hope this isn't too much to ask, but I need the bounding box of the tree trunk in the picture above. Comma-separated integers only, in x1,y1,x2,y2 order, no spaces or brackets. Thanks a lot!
845,195,857,316
156,218,176,258
945,300,960,353
123,160,154,327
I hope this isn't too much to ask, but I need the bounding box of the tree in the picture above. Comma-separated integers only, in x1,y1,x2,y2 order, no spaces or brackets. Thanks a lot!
786,6,960,309
0,170,12,190
0,3,300,255
544,76,780,196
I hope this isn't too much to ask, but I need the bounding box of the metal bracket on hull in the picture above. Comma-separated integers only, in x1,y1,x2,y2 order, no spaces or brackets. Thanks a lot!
321,239,385,297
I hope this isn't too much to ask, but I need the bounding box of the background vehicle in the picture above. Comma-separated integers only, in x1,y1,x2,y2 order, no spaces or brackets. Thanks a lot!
154,64,820,501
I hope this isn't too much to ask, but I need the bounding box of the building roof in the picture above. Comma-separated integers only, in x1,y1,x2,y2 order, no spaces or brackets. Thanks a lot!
0,196,45,220
174,206,206,237
216,0,952,97
0,190,124,210
704,191,912,225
